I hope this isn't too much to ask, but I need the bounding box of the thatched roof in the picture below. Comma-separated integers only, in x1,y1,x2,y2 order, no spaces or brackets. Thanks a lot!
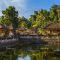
0,24,6,29
0,25,3,29
0,24,13,31
17,27,27,31
44,23,60,30
7,24,13,30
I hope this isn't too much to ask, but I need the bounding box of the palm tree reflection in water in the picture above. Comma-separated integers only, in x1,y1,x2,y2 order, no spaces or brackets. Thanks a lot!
17,55,31,60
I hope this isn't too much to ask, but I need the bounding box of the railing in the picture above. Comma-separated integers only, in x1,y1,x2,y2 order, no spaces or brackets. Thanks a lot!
0,38,17,43
19,35,60,41
0,35,60,51
0,37,18,49
0,35,60,43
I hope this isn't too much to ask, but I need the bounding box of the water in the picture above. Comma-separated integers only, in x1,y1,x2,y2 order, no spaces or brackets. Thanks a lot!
0,37,60,60
0,49,60,60
17,55,31,60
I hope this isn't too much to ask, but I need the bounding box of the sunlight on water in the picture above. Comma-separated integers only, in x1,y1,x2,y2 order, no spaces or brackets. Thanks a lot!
17,55,31,60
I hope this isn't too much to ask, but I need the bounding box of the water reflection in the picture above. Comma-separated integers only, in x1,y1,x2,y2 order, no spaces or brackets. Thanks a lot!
18,55,31,60
0,38,60,60
0,49,60,60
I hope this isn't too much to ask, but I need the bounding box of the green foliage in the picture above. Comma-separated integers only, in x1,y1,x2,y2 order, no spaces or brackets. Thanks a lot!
0,5,60,34
1,6,18,29
18,16,30,28
28,5,60,34
29,9,51,34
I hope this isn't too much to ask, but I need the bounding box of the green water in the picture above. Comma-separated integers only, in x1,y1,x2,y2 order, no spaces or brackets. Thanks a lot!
0,38,60,60
0,48,60,60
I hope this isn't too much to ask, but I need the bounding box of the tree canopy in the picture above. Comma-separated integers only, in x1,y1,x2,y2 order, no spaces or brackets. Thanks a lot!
0,5,60,34
1,6,18,29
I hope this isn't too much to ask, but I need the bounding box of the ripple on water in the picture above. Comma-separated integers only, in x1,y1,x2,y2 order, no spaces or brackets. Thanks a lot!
18,55,31,60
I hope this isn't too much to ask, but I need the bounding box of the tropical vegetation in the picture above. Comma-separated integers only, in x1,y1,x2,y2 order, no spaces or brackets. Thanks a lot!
0,5,60,35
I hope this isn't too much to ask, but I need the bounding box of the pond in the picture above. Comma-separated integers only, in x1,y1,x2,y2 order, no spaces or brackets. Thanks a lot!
17,55,31,60
0,37,60,60
0,48,60,60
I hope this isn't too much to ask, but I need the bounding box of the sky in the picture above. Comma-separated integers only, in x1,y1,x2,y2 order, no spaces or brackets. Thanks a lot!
0,0,60,18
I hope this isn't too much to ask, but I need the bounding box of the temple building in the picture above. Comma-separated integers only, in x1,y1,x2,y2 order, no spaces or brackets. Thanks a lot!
44,23,60,35
0,24,5,37
16,27,27,35
7,24,14,37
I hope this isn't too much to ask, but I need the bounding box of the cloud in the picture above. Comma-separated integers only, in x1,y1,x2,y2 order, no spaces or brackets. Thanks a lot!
0,0,28,17
11,0,27,9
11,0,22,3
0,9,2,16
